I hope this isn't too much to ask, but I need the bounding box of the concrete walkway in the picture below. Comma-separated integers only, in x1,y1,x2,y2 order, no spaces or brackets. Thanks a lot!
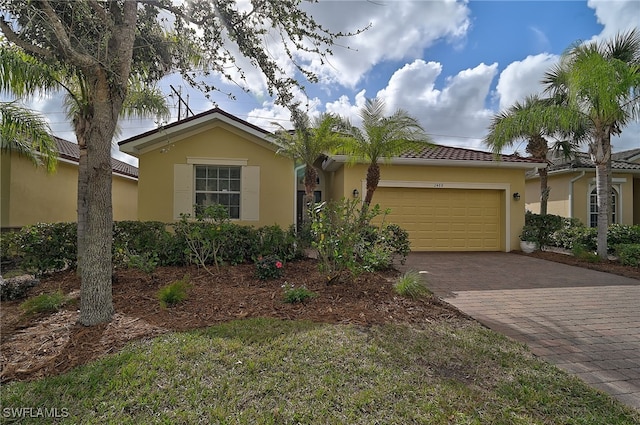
398,252,640,410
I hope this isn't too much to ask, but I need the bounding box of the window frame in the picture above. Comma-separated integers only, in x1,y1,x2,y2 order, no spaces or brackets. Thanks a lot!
588,186,619,228
194,165,242,219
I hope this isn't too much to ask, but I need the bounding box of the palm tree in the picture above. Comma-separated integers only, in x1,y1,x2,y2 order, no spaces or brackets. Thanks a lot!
0,101,57,172
543,29,640,258
484,95,583,215
341,98,432,206
272,108,343,223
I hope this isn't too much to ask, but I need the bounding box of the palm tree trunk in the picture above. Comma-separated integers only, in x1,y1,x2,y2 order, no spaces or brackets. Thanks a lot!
364,163,380,206
539,167,549,216
590,132,611,260
302,166,318,224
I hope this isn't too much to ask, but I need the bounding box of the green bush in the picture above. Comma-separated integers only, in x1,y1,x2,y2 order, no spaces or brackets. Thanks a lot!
255,255,284,280
310,199,411,282
571,243,600,263
282,282,317,304
174,204,230,274
157,276,191,308
524,212,563,249
218,225,258,265
255,225,300,261
20,290,68,314
615,244,640,267
394,270,429,299
15,223,77,275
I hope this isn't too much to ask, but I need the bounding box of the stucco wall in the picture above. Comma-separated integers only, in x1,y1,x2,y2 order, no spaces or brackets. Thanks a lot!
328,163,527,252
136,123,295,228
526,171,636,226
1,152,138,228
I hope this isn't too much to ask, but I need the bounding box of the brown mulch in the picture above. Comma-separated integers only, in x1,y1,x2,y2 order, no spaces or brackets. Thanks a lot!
3,253,637,385
517,249,640,280
0,259,466,384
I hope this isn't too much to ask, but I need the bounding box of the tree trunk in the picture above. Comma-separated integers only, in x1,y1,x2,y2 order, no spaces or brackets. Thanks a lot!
75,117,89,277
590,131,611,260
78,101,116,326
539,167,549,216
364,163,380,206
302,165,318,224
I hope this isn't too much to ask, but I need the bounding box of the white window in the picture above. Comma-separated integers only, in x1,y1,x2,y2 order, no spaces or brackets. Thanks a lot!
173,162,260,221
195,165,241,218
589,187,618,228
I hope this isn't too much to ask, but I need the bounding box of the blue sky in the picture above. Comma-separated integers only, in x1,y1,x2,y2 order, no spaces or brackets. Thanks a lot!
8,0,639,164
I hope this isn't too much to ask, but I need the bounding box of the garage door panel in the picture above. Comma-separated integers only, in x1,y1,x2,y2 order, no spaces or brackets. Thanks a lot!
377,187,502,251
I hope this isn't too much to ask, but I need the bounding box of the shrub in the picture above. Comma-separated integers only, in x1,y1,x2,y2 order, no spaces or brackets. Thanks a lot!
255,255,284,280
255,225,300,261
282,282,317,304
125,252,159,274
15,223,77,275
157,276,191,308
20,290,68,314
615,244,640,267
309,199,411,282
524,212,563,249
174,204,230,274
218,225,258,265
571,243,600,263
393,270,429,299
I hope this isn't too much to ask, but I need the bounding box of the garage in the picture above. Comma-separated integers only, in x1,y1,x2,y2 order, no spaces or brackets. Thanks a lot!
375,187,503,251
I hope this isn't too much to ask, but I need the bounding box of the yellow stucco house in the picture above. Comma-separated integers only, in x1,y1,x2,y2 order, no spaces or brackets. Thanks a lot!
119,108,544,252
525,149,640,227
1,137,138,229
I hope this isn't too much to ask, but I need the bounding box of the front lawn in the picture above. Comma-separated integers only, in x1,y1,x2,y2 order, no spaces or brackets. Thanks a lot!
2,318,638,424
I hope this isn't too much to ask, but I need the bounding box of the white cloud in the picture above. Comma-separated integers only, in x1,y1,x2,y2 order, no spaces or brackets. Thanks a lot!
495,53,558,111
588,0,640,41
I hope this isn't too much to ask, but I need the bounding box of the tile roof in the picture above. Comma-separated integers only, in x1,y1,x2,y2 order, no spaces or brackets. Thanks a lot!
55,137,138,178
548,152,640,172
612,148,640,162
397,144,540,164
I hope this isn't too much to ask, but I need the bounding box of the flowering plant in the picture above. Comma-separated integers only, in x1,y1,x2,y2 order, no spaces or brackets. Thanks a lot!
255,255,284,280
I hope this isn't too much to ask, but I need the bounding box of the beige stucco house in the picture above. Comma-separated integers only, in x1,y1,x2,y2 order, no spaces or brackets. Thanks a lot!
525,149,640,226
119,108,544,252
1,137,138,229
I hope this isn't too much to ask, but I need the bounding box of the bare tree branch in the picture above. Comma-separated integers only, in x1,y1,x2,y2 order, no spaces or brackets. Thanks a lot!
39,0,97,68
0,19,51,58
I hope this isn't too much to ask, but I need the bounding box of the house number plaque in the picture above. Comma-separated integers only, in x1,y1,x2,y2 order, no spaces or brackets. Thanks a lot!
433,183,444,188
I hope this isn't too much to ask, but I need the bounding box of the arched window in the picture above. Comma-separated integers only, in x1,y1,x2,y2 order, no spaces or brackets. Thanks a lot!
589,187,617,228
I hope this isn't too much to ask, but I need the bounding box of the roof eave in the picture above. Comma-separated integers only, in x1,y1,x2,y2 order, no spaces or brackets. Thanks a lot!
323,155,545,171
118,110,273,156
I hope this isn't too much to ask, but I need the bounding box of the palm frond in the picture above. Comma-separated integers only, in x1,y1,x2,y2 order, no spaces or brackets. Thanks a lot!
0,102,57,172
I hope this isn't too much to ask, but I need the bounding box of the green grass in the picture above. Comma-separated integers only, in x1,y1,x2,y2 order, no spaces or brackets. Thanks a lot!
19,290,68,314
394,270,430,299
157,275,190,308
1,318,637,424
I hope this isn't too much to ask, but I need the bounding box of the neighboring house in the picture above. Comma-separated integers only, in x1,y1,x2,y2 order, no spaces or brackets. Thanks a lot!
119,108,544,252
525,149,640,226
1,137,138,230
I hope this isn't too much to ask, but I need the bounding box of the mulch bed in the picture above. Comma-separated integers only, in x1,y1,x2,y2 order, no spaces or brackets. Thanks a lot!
1,259,465,384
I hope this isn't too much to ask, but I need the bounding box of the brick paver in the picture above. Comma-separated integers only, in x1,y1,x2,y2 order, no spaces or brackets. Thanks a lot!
399,252,640,410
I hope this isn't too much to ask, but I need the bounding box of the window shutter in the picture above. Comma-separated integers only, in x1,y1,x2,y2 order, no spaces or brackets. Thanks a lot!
241,166,260,221
173,164,193,220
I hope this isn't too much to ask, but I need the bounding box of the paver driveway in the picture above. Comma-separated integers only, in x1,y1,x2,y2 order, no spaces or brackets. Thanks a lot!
398,252,640,410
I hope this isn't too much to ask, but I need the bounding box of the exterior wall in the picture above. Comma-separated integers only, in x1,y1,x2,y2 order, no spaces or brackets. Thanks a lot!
112,175,139,222
526,171,636,226
634,177,640,225
1,152,138,229
328,163,527,252
137,123,295,228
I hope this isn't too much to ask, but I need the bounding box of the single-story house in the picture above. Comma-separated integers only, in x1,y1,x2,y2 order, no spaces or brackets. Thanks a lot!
525,149,640,226
1,137,138,230
119,108,544,252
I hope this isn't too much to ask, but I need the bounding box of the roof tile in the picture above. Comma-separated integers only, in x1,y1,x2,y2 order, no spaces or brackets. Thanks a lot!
55,137,138,178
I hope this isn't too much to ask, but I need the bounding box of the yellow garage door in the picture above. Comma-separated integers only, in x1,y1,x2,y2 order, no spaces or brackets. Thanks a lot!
376,187,502,251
